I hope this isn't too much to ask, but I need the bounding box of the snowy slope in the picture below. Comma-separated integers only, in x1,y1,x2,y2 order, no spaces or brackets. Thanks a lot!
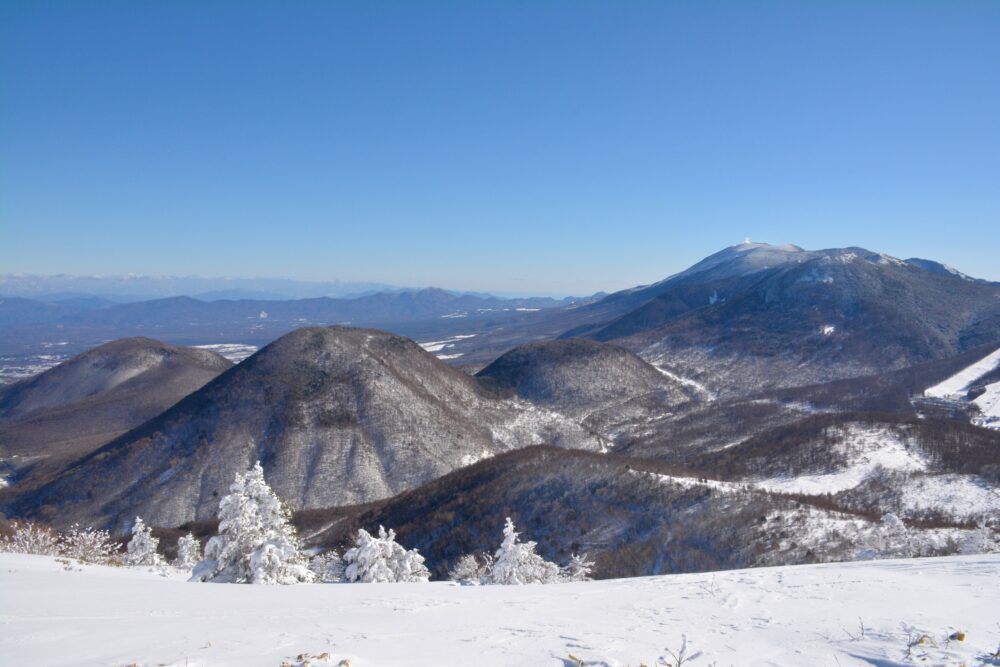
973,382,1000,429
924,346,1000,398
752,426,927,495
2,553,999,667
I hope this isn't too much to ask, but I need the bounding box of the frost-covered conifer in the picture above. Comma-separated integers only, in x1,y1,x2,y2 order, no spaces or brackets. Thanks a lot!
192,461,314,584
561,553,595,581
174,533,202,570
308,551,345,583
488,517,560,585
343,526,430,583
880,512,911,557
961,520,998,555
125,516,162,567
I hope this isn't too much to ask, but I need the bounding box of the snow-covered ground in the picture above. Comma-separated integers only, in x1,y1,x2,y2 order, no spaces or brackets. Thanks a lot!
418,334,477,359
973,382,1000,430
0,351,72,384
193,343,259,363
652,363,716,400
922,346,1000,430
899,474,1000,520
753,426,926,495
2,553,999,667
925,347,1000,399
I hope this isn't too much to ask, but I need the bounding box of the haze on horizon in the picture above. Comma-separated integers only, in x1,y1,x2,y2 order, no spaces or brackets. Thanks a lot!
2,2,998,294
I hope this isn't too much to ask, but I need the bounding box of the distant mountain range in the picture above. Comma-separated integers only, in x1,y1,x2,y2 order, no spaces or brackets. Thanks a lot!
2,242,998,577
0,287,588,366
0,274,406,301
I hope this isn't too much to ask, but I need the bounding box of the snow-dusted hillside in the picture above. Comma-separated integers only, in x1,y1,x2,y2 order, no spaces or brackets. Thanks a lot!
924,347,1000,399
924,346,1000,429
2,553,999,667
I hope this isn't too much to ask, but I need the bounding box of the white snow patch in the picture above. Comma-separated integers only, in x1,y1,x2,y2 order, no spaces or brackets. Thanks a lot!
3,553,999,666
754,427,927,495
460,449,494,466
900,474,1000,520
924,347,1000,399
418,334,477,353
877,253,906,266
635,469,743,494
436,353,464,360
194,343,258,363
972,381,1000,429
652,364,716,400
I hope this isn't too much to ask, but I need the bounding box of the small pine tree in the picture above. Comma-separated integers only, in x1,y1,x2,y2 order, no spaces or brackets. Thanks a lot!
343,526,430,583
174,533,202,570
880,512,911,558
125,516,162,567
193,461,314,584
561,553,595,581
488,517,561,585
308,551,345,582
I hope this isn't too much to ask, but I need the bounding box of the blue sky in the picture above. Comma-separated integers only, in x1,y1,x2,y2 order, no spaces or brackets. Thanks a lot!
2,1,998,295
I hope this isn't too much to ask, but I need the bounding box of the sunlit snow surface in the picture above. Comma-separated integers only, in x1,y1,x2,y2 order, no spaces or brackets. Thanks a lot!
0,352,71,384
973,382,1000,429
754,426,927,495
193,343,258,363
418,334,476,359
2,553,998,666
923,346,1000,430
924,347,1000,398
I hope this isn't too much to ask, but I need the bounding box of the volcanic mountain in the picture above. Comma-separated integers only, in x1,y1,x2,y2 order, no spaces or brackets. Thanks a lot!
560,243,1000,397
0,338,231,487
10,327,600,531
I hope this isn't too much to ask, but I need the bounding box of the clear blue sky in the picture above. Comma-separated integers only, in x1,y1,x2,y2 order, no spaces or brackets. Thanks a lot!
2,1,998,295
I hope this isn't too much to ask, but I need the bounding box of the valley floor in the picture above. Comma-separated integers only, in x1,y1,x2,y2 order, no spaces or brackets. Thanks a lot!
1,553,998,667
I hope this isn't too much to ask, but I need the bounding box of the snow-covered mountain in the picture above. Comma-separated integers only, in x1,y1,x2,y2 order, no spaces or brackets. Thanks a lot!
570,244,1000,396
9,327,601,531
2,241,999,585
0,338,231,491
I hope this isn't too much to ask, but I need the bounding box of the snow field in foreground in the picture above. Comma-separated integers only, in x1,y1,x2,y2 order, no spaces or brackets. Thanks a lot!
2,553,999,667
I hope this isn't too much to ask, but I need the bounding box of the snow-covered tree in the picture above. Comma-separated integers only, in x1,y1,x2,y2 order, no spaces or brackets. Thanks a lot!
561,553,595,581
59,524,120,565
487,517,561,585
192,461,314,584
0,521,59,555
880,512,911,558
308,550,345,582
961,520,998,555
174,533,202,570
125,516,162,567
448,553,484,584
343,526,430,583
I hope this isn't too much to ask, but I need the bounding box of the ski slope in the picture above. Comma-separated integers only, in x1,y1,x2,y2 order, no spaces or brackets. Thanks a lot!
2,553,998,666
925,347,1000,398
